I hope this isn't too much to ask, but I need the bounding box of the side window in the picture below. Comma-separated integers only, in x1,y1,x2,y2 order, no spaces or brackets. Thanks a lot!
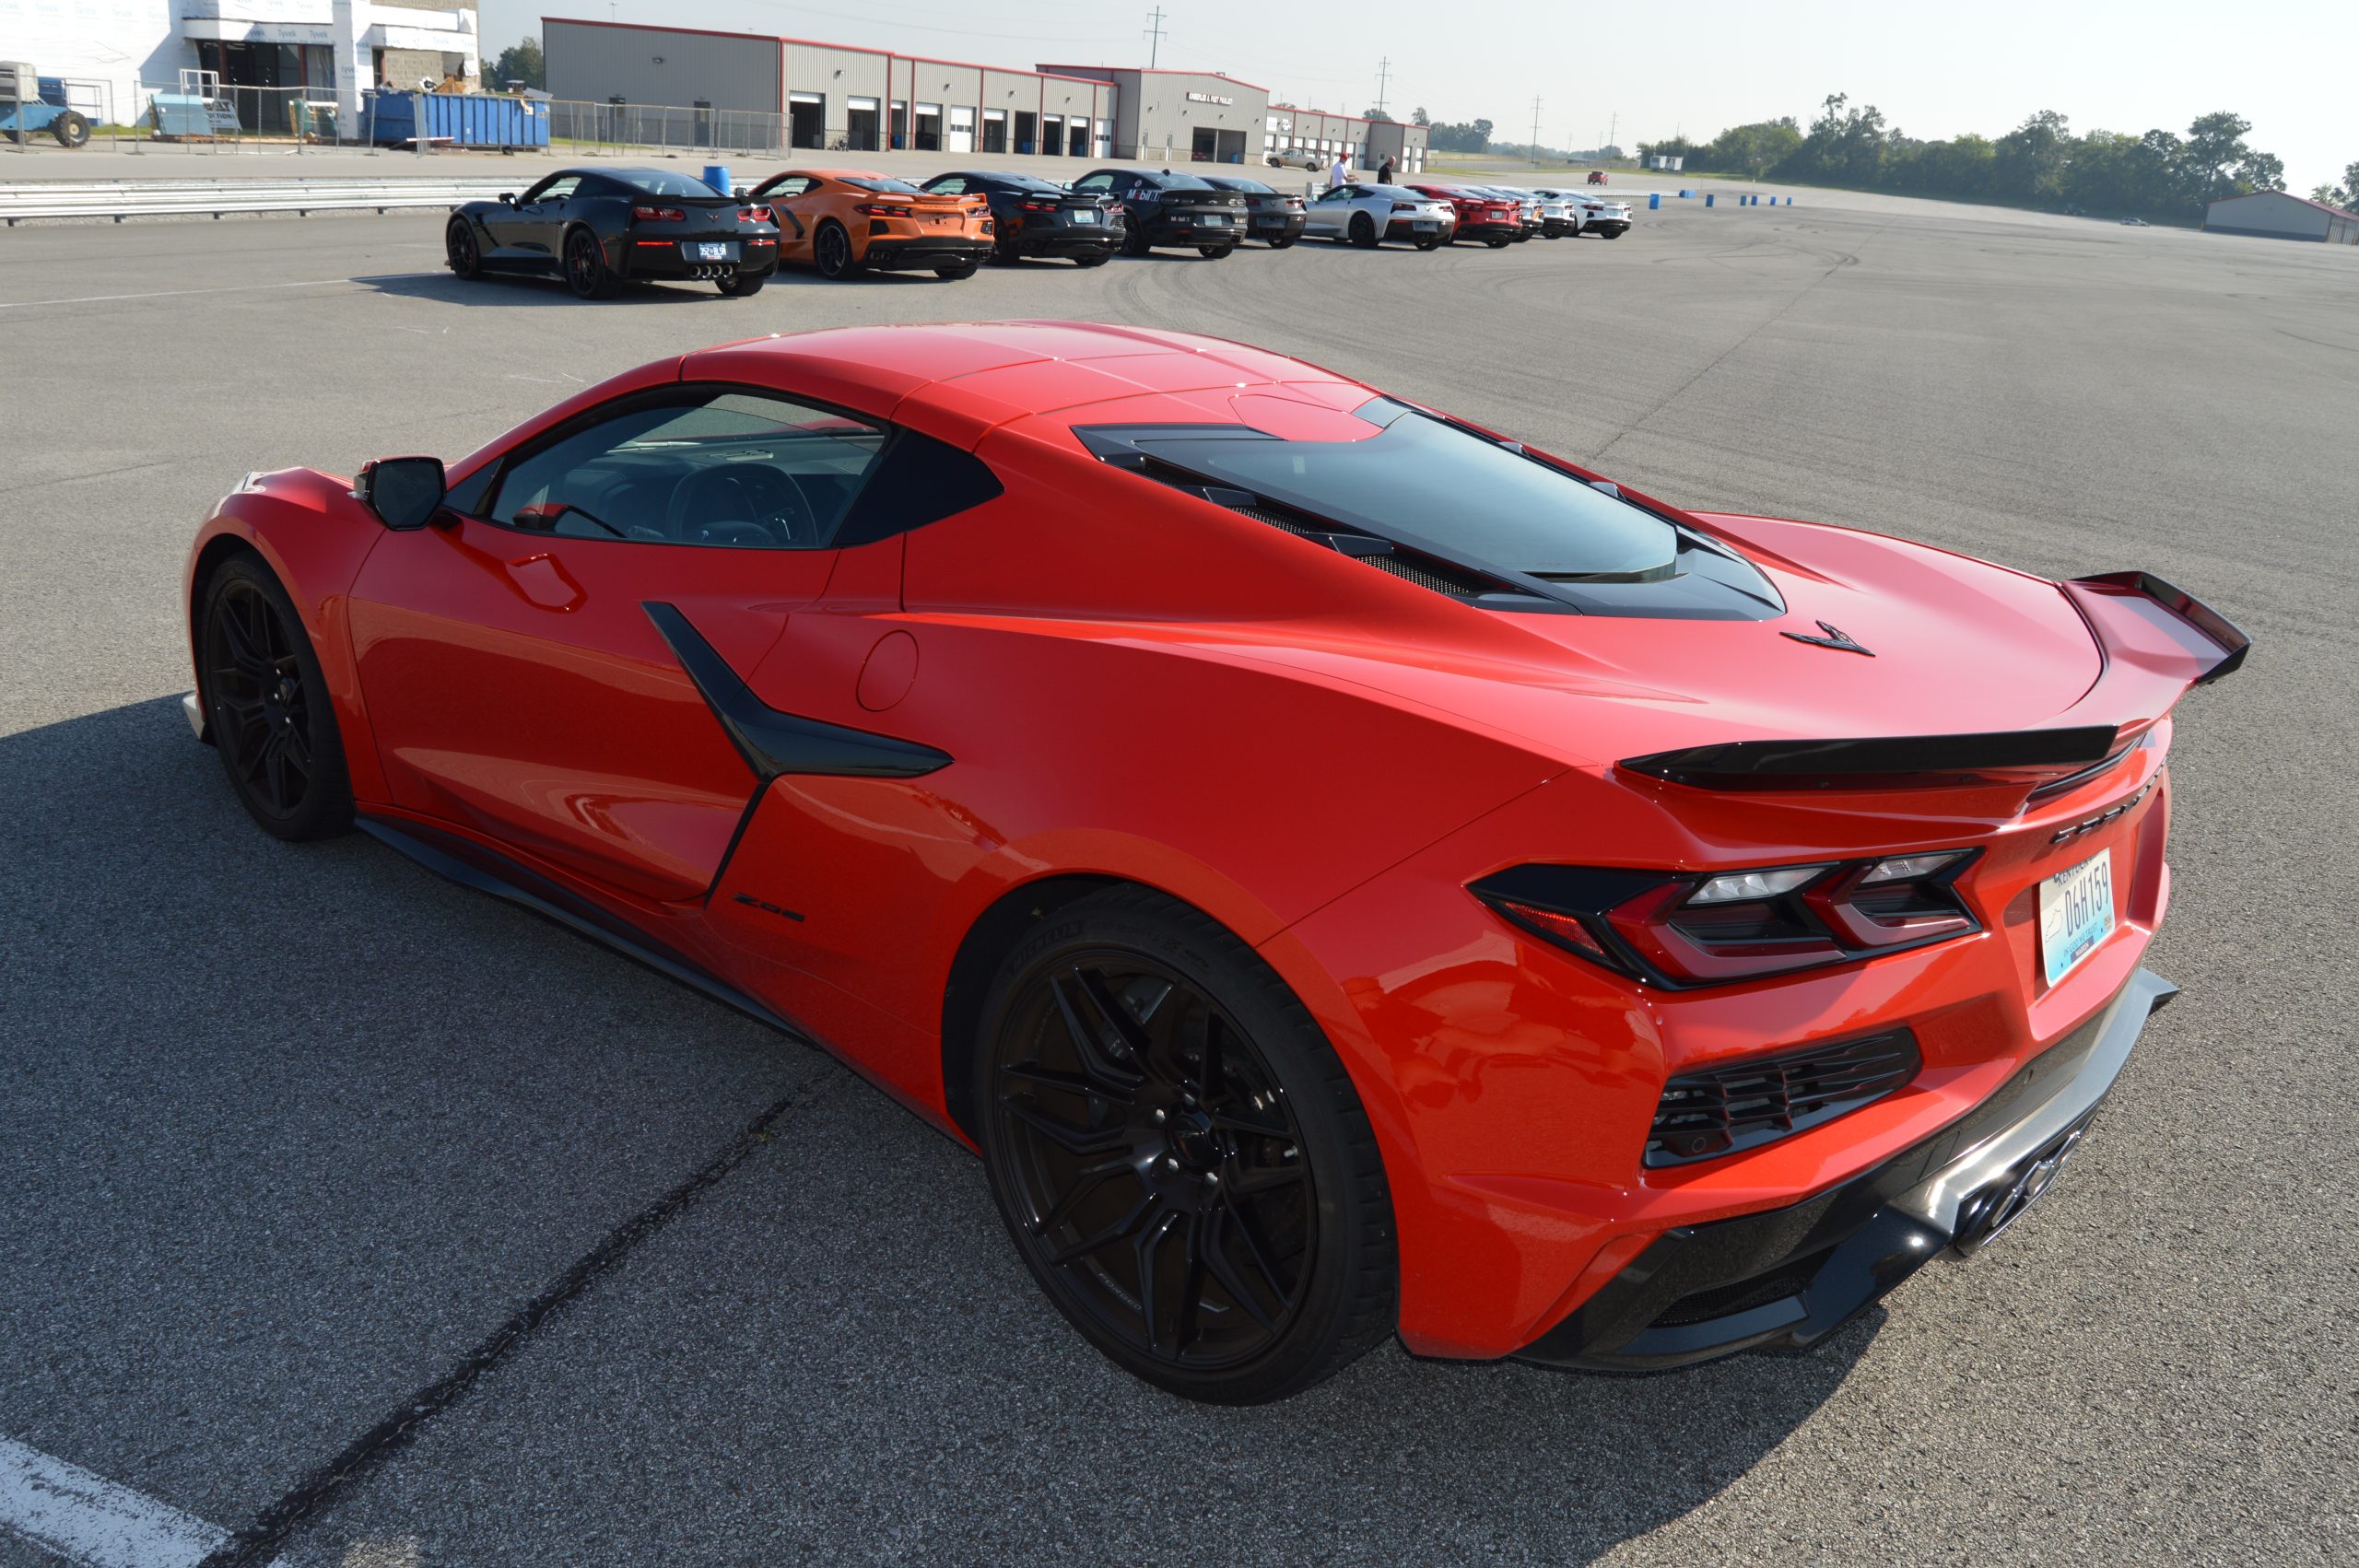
927,175,966,194
762,174,814,200
1072,171,1112,192
1318,185,1354,203
524,176,580,204
484,389,889,550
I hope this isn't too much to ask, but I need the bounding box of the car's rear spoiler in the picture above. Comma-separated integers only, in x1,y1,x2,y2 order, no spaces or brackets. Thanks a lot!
1621,571,2248,791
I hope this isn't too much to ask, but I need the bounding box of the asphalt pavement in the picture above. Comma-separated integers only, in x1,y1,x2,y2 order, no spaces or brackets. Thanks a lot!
1,186,2353,1566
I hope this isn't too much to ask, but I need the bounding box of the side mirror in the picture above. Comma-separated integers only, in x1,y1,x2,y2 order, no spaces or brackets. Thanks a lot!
355,456,447,531
734,185,748,199
499,192,516,205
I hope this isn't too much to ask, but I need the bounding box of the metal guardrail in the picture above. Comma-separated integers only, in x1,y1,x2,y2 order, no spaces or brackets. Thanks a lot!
0,178,515,224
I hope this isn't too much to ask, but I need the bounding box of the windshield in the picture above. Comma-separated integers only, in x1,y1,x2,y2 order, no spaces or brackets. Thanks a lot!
1151,171,1215,191
1209,177,1273,193
1126,405,1677,579
843,176,927,193
619,170,726,199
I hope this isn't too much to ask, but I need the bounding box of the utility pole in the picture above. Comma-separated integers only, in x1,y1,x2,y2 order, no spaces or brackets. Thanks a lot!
1144,7,1168,70
1530,95,1542,166
1607,111,1617,154
1374,56,1391,117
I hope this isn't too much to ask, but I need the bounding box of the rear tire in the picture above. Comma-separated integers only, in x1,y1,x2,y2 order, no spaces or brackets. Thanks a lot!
934,259,979,280
1485,236,1510,249
1267,234,1296,250
1121,228,1152,257
197,556,354,843
564,226,617,298
51,110,90,149
717,271,766,296
1414,238,1441,252
1601,228,1625,240
815,221,864,279
1198,244,1233,259
1073,252,1111,268
974,886,1397,1405
446,218,484,279
1349,213,1378,249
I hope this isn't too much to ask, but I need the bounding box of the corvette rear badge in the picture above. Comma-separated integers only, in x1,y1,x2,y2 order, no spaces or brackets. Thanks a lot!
1782,620,1875,656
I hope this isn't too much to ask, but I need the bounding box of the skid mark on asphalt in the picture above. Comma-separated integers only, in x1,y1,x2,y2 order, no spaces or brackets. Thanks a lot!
0,1437,284,1568
191,1072,835,1568
1587,221,1892,469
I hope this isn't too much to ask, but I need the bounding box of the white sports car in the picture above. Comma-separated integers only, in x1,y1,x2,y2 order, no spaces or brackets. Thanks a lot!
1301,182,1457,250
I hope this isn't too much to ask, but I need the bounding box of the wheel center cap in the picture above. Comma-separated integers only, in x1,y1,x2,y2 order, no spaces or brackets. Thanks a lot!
1165,1106,1217,1169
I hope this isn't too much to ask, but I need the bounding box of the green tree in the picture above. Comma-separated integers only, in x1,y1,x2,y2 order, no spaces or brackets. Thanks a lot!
1790,94,1890,185
1709,117,1801,180
2310,159,2359,210
2178,111,2279,205
1410,106,1429,126
1994,110,2071,202
1427,118,1494,153
485,36,545,92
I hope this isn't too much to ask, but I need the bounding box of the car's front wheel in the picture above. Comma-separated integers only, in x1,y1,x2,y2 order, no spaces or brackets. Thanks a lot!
198,556,353,841
975,886,1397,1404
446,218,483,279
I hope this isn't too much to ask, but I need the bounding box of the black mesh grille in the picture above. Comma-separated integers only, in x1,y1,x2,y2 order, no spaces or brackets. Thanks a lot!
1646,1030,1919,1168
1649,1247,1834,1328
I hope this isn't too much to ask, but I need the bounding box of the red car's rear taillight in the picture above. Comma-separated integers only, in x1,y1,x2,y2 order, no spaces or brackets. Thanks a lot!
1473,851,1981,988
631,205,686,223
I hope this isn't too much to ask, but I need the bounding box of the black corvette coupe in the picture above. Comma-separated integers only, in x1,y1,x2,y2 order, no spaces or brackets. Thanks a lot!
445,166,781,299
916,170,1121,265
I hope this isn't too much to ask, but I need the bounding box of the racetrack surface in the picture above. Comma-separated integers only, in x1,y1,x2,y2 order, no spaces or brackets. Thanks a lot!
1,193,2353,1565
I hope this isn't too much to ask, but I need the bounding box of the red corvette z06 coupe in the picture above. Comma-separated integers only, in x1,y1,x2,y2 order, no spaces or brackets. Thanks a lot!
182,322,2247,1404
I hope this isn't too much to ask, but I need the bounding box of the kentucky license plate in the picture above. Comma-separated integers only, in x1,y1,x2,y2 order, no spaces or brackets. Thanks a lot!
693,241,733,261
2037,849,2115,988
1072,208,1097,223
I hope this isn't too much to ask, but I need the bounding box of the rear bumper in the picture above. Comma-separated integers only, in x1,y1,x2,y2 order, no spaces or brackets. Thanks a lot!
1385,217,1454,241
1007,227,1121,258
1580,220,1631,237
620,242,778,281
1247,213,1307,241
1515,968,2177,1372
1453,221,1518,241
861,237,992,271
1140,218,1245,246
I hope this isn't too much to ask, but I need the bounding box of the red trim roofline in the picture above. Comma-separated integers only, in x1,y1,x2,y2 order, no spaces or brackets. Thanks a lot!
2208,189,2352,219
1037,64,1271,92
543,17,1111,89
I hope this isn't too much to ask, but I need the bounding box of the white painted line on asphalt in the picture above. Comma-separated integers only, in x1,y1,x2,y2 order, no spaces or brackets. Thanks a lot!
0,1435,281,1568
0,276,370,310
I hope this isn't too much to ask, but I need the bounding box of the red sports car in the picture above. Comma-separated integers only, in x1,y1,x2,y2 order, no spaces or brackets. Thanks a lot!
181,322,2247,1404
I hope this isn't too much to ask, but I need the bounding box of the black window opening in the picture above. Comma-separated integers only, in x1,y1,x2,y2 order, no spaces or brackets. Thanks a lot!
789,96,825,149
1080,403,1784,620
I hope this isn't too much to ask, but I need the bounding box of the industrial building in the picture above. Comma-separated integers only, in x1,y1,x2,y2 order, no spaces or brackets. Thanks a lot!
0,0,482,129
545,18,1115,158
2202,190,2359,244
541,18,1425,170
1264,106,1428,175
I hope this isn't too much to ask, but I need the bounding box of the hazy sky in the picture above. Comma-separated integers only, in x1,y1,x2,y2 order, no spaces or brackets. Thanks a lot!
486,1,2356,191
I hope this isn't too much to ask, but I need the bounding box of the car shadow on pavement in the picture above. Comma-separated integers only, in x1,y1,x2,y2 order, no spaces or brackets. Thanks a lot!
0,697,1873,1564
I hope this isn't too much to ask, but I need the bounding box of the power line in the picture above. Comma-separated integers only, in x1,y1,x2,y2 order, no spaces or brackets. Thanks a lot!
1144,6,1168,70
1374,56,1391,116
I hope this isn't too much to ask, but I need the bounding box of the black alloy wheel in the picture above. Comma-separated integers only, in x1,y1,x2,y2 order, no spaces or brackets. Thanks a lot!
1121,227,1153,257
564,227,616,298
1198,244,1233,259
1485,236,1511,249
1349,212,1379,249
934,258,979,280
446,218,483,279
1072,252,1110,268
1267,234,1296,250
815,222,863,279
977,888,1396,1403
200,557,352,841
1414,237,1443,251
717,271,765,296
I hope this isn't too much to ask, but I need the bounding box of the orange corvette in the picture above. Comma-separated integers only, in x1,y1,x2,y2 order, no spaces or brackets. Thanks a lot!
747,169,993,281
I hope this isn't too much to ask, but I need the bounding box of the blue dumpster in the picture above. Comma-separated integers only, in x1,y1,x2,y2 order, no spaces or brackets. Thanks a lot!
1705,193,1715,206
1648,192,1660,209
702,164,732,194
365,91,549,149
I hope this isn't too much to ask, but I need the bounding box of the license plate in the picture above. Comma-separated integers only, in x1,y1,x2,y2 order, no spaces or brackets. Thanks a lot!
691,241,733,261
1072,208,1097,223
1204,214,1228,225
1414,219,1438,230
2037,849,2115,987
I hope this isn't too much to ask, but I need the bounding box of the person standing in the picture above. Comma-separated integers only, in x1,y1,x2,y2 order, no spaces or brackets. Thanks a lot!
1378,154,1395,184
1327,149,1348,190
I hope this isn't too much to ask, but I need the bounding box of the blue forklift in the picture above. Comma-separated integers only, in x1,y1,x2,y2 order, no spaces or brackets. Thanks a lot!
0,63,94,148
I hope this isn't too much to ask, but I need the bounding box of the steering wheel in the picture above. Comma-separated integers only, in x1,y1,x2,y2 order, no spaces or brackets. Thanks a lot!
663,464,816,546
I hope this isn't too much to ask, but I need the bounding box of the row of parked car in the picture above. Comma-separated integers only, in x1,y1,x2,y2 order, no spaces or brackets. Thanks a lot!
444,163,1637,299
